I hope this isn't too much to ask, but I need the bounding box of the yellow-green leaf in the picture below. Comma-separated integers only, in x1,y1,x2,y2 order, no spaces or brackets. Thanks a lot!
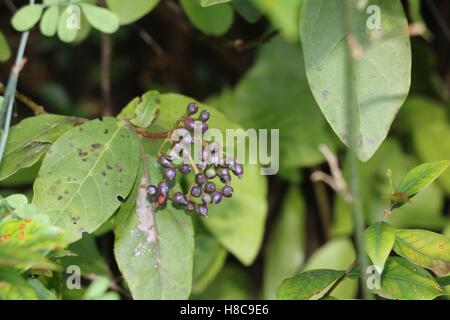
11,4,44,32
365,222,396,274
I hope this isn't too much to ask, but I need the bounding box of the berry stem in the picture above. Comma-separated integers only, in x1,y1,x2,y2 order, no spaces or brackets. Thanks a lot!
135,127,169,139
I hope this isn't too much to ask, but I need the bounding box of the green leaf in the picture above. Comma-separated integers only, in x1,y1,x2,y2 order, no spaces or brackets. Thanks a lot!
11,4,44,32
0,269,37,300
263,187,305,299
374,257,445,300
251,0,303,42
197,0,231,7
396,161,450,198
151,93,268,266
365,222,396,273
80,4,119,34
57,7,78,43
224,36,335,169
303,238,357,299
119,90,161,128
192,232,227,293
191,264,251,299
277,269,344,300
5,194,28,209
180,0,234,36
40,6,60,37
394,229,450,277
32,117,140,243
114,156,194,300
27,278,58,300
106,0,159,25
0,31,11,62
231,0,262,23
0,115,80,181
300,0,411,161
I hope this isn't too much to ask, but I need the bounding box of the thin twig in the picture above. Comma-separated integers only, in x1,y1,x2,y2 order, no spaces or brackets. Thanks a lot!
2,0,16,12
0,83,47,115
100,34,113,116
425,0,450,43
323,259,358,298
133,25,165,56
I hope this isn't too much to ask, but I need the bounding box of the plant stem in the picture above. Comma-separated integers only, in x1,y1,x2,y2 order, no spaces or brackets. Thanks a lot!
0,83,47,115
343,0,372,300
0,0,34,165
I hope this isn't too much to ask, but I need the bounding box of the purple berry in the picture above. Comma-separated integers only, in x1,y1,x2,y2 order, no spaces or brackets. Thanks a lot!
201,123,209,133
164,167,177,181
205,167,216,179
204,182,216,194
172,192,187,206
187,103,199,115
232,163,244,178
195,173,207,185
159,155,172,168
222,185,233,198
198,162,208,170
190,186,202,198
179,164,191,175
186,201,195,212
199,110,210,122
158,181,169,196
211,191,222,204
147,185,158,196
202,193,212,204
197,204,208,218
184,118,195,130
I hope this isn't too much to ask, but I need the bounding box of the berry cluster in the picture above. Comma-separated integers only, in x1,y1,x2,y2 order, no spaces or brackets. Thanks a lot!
146,102,243,218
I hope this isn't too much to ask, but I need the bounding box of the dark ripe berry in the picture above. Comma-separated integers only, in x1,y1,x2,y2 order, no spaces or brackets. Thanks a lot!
205,167,216,179
172,192,187,206
202,193,212,204
156,194,167,207
187,103,199,115
198,162,208,170
159,155,172,168
219,173,231,184
211,191,222,204
195,173,207,185
204,182,216,194
232,163,244,178
190,186,202,198
201,123,209,133
197,204,208,218
179,164,191,175
199,110,210,122
164,167,177,181
186,201,195,212
158,180,169,196
147,185,158,197
222,185,234,198
184,117,195,130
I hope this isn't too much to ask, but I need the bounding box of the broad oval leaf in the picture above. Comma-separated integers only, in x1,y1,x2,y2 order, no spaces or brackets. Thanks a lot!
277,269,344,300
114,156,194,300
396,161,450,198
180,0,234,36
11,4,44,32
394,229,450,277
40,6,60,37
0,115,80,181
300,0,411,161
365,222,396,274
80,4,120,34
374,257,445,300
32,117,140,242
106,0,159,25
57,8,78,43
263,186,305,299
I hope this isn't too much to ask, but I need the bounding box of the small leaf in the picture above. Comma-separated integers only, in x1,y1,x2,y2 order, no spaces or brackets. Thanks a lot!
0,31,11,62
5,194,28,210
32,118,140,242
197,0,231,7
131,91,160,128
180,0,234,36
277,269,345,300
40,6,60,37
80,4,119,34
0,115,80,181
396,161,450,198
394,229,450,277
106,0,159,25
11,4,44,32
374,257,445,300
0,269,37,300
57,7,78,43
27,278,58,300
365,222,396,274
231,0,262,23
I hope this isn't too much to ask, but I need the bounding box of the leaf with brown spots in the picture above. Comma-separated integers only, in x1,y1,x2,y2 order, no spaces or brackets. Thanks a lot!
32,117,140,242
394,229,450,277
